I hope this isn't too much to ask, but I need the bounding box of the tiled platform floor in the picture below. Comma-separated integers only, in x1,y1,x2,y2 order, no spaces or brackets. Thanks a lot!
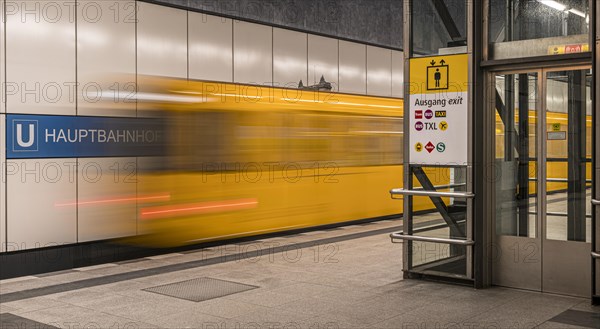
1,220,598,329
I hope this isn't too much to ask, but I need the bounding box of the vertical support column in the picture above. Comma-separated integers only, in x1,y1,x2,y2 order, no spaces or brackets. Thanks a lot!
504,0,513,43
402,0,412,277
467,0,476,284
517,74,530,237
592,0,599,303
567,70,587,242
473,0,490,288
504,77,515,162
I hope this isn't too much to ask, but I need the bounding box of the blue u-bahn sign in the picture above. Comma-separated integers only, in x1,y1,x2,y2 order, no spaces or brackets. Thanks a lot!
6,114,165,159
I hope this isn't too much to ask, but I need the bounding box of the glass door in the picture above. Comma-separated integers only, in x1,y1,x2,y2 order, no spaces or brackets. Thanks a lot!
542,68,592,297
492,71,541,291
492,67,592,297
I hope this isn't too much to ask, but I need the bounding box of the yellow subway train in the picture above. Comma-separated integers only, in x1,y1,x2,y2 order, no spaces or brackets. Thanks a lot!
130,77,447,247
494,111,592,193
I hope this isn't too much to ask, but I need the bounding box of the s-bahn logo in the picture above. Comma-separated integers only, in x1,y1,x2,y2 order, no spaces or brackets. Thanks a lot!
12,120,38,152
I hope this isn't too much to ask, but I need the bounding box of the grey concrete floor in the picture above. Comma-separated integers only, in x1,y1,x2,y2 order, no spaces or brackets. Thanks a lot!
0,219,598,329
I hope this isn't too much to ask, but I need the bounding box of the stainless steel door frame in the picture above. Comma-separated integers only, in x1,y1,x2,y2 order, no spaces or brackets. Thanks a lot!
491,66,592,297
542,67,592,297
491,68,543,291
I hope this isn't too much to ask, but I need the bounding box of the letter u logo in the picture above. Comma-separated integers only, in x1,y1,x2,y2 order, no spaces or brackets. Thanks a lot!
16,123,35,147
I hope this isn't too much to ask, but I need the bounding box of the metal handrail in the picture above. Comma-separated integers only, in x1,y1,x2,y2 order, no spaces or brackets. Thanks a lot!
390,232,474,246
592,199,600,206
413,183,467,191
529,178,592,183
543,211,592,219
592,252,600,259
390,188,475,199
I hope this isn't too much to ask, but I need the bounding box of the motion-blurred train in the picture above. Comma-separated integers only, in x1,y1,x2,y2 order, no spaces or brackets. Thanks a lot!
129,77,418,246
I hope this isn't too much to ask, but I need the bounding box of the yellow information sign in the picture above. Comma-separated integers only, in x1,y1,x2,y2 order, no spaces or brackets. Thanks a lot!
409,53,469,165
409,54,469,95
552,123,561,132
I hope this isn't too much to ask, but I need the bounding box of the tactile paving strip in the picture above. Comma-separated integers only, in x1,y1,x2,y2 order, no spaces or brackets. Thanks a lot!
142,277,258,302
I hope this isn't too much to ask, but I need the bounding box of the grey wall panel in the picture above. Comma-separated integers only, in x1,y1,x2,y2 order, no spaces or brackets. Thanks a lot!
137,2,188,78
273,28,307,88
392,51,404,99
0,115,5,252
78,158,137,242
6,1,76,115
308,35,338,91
367,46,392,97
234,21,272,85
77,0,137,117
189,13,233,82
7,159,77,250
339,40,366,95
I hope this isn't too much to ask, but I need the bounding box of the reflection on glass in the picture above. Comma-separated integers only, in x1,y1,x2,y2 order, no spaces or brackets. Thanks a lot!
494,73,538,238
411,0,467,57
545,70,591,242
489,0,589,59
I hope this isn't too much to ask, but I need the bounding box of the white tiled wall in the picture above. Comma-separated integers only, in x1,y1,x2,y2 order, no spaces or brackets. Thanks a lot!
78,158,137,242
6,1,76,115
189,12,233,82
339,41,367,95
308,35,339,91
367,46,392,97
137,2,188,78
392,50,405,98
76,1,137,243
273,28,308,88
7,159,77,248
234,21,273,85
77,0,136,117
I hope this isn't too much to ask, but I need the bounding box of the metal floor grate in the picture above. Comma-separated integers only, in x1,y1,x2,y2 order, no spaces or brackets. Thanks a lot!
548,310,600,329
143,277,258,302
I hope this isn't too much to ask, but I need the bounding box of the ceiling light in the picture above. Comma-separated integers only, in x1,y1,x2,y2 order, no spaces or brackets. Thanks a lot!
537,0,567,11
568,8,586,18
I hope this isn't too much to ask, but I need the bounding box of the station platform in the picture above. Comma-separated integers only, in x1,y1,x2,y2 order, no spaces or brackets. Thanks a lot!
1,220,598,329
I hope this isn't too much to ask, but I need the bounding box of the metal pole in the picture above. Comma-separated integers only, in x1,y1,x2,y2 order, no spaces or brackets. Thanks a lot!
403,0,413,277
567,70,587,242
517,73,530,237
